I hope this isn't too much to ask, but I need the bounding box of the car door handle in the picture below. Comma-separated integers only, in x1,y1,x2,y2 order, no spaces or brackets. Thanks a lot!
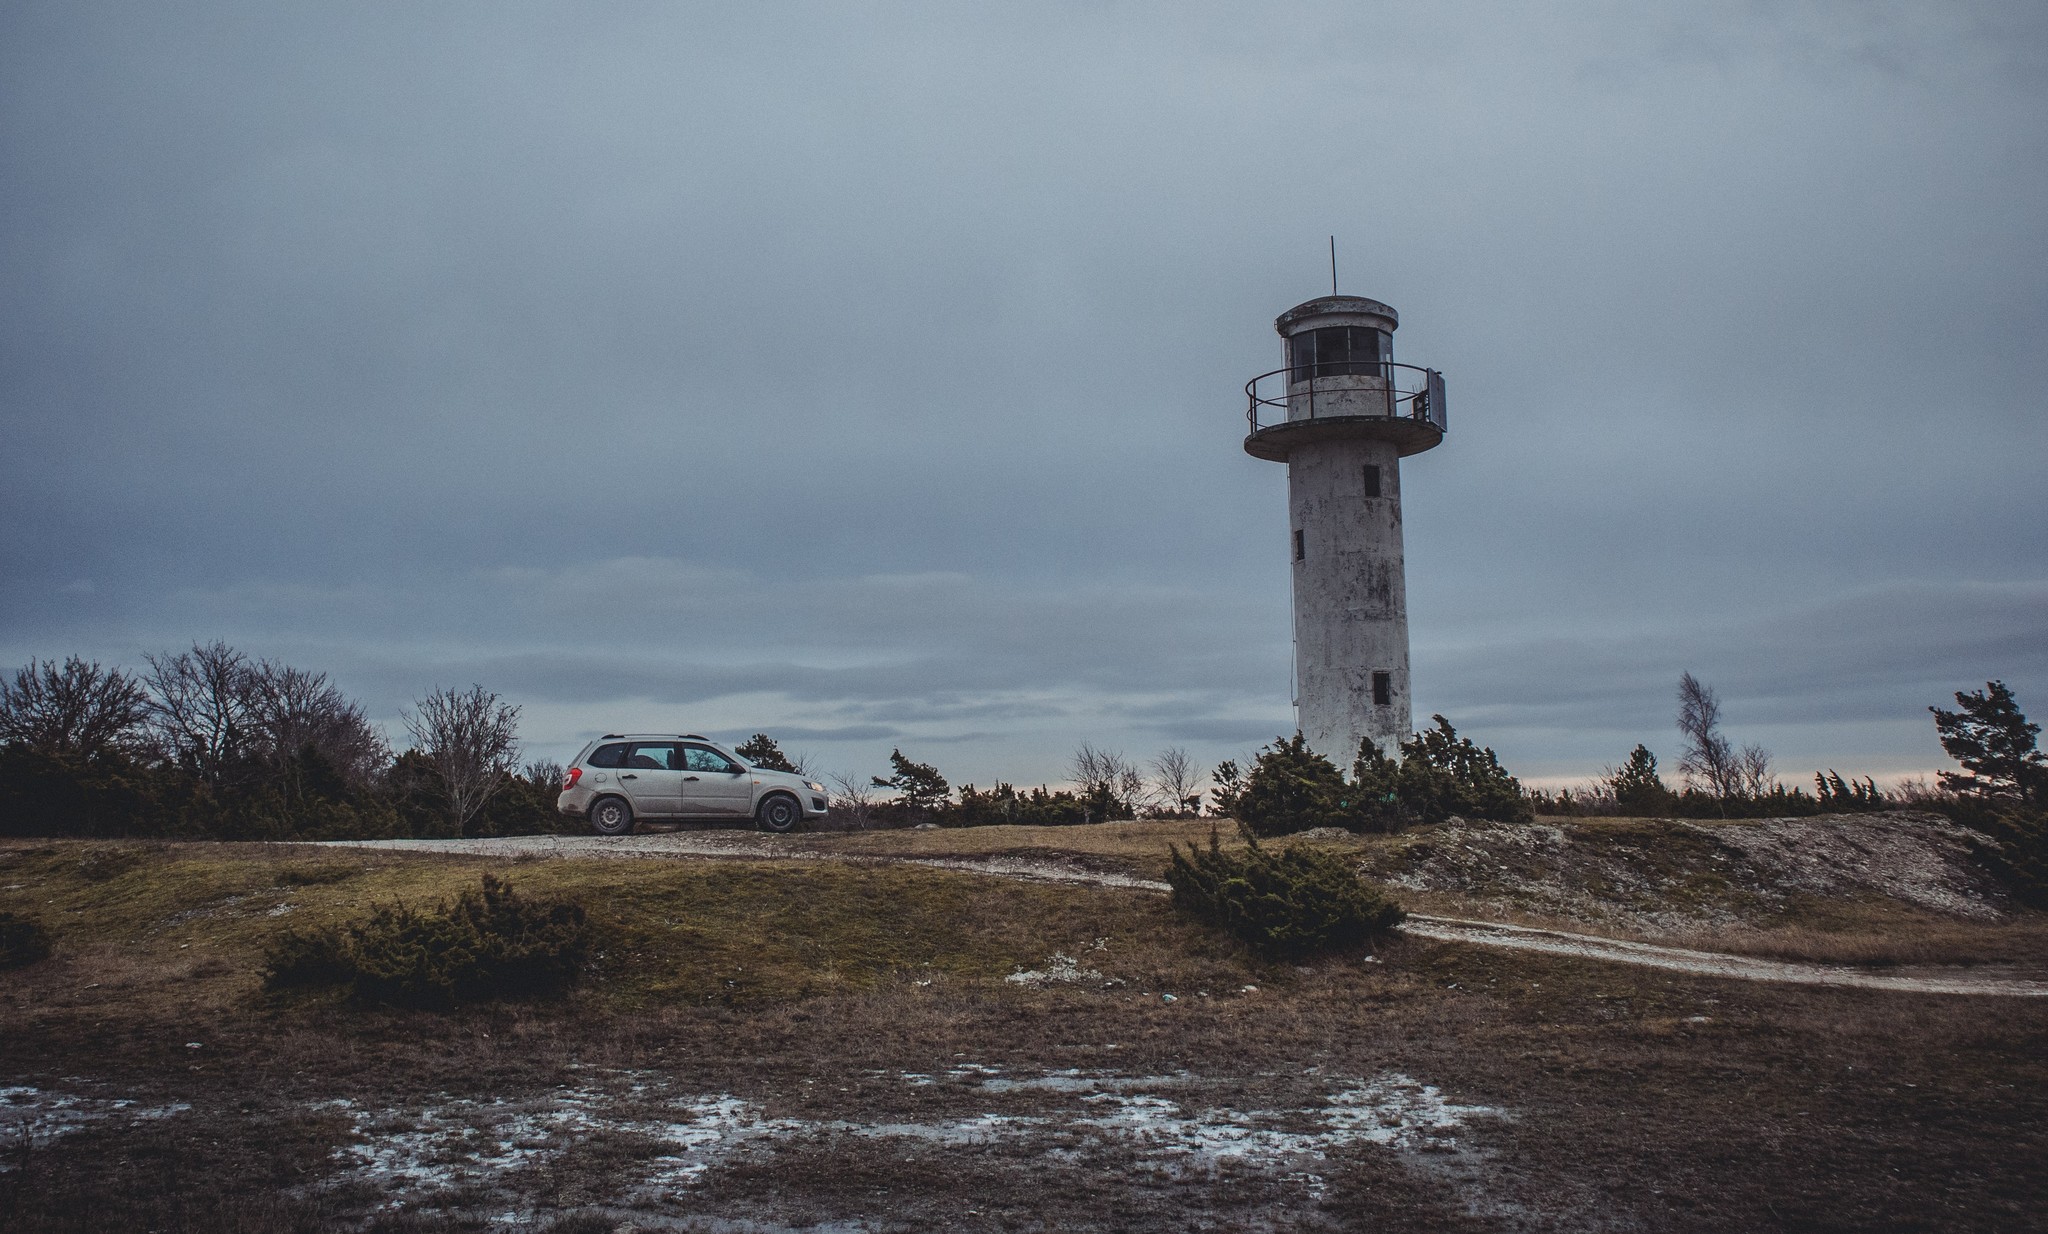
620,773,638,780
683,775,700,781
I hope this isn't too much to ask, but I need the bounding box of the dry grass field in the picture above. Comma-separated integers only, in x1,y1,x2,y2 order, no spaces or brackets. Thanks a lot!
2,824,2045,1232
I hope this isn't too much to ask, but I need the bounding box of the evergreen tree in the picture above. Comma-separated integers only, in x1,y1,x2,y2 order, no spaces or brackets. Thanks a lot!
1931,681,2045,805
1608,744,1675,815
1397,715,1533,824
734,733,798,773
872,749,950,812
1235,734,1348,836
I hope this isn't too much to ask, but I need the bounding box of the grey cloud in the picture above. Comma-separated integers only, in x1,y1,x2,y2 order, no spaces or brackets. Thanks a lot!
710,725,900,745
3,1,2044,788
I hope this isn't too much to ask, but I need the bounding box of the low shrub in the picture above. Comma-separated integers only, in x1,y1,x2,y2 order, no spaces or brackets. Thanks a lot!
263,925,354,988
1235,735,1350,837
1165,827,1403,960
263,874,590,1009
1365,716,1534,826
1234,719,1534,836
0,910,53,967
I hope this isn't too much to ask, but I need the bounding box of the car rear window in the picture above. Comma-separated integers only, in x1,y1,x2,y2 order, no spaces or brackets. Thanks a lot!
586,742,629,769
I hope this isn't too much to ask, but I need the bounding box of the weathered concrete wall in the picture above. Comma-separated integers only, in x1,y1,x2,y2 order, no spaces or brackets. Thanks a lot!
1287,436,1409,765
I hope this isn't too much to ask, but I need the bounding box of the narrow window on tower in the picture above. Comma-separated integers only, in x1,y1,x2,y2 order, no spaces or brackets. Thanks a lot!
1372,671,1392,706
1362,464,1381,498
1293,529,1305,561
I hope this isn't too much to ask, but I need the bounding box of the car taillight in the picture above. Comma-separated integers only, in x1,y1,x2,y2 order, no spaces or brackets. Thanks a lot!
563,767,582,789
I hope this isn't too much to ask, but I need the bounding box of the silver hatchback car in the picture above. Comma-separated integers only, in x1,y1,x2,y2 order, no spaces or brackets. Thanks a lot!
556,734,830,835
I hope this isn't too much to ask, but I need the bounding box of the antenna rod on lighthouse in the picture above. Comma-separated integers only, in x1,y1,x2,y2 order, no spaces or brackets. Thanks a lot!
1329,236,1338,295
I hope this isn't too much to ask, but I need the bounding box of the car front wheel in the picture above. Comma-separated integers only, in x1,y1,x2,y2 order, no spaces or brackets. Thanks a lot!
589,796,634,836
756,794,802,834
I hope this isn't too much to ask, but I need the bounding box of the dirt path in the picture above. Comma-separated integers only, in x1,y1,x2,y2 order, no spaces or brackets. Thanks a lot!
318,833,2048,997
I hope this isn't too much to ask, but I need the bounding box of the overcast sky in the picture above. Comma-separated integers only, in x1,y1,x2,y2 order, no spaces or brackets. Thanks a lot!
4,1,2044,792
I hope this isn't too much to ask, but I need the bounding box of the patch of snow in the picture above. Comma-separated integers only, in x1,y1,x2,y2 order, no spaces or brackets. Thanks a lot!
310,1065,1509,1209
1004,953,1101,986
0,1085,191,1165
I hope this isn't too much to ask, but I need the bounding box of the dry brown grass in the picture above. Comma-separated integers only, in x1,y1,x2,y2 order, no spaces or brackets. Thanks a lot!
786,816,1255,872
3,836,2047,1232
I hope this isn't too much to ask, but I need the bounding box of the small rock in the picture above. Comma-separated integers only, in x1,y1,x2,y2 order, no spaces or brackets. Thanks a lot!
184,1042,202,1050
1239,985,1259,994
1160,993,1177,1004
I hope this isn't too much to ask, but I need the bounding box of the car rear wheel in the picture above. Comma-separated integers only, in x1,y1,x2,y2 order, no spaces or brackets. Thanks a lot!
589,795,634,836
756,793,802,834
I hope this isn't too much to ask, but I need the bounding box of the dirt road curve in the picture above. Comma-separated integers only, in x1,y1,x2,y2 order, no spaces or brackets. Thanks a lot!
319,833,2048,997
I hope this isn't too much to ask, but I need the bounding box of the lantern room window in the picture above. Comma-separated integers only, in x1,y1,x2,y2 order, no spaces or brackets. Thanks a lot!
1289,326,1389,382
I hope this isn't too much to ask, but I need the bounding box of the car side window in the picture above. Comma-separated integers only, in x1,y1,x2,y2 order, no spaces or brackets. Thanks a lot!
624,743,682,771
586,743,629,769
683,744,738,774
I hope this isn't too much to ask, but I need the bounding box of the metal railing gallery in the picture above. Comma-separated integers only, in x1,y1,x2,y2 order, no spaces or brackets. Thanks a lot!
1245,361,1447,436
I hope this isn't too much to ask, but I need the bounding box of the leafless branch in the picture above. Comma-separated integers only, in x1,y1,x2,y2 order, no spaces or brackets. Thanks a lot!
246,661,388,786
144,641,253,783
0,657,150,761
1150,747,1205,816
1675,671,1740,799
404,684,521,836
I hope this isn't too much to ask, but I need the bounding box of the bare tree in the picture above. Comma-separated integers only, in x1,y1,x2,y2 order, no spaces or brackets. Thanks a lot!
827,770,876,829
524,759,567,790
1150,747,1205,816
0,657,150,761
405,685,521,836
1676,672,1767,807
1676,672,1738,799
1071,743,1150,818
1735,743,1776,798
144,641,254,783
246,661,388,786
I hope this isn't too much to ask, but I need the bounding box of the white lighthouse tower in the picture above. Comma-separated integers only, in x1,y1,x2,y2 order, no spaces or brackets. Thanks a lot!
1244,294,1446,765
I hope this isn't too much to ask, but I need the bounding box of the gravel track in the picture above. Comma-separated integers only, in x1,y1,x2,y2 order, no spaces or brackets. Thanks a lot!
319,833,2048,997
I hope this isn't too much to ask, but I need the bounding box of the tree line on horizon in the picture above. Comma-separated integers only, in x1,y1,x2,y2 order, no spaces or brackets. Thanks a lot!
0,642,2040,885
0,642,560,841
